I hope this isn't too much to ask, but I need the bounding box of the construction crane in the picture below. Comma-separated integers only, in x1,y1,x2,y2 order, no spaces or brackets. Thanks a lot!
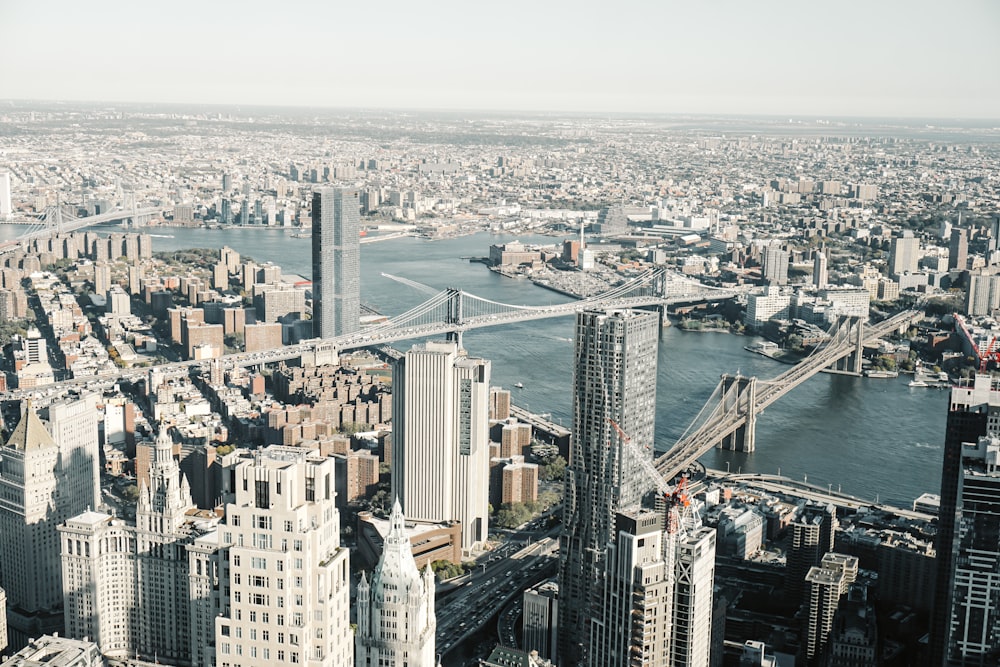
607,418,700,536
980,335,1000,372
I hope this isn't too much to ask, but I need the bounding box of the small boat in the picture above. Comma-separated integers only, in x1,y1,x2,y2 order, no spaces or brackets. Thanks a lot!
908,380,928,387
514,382,524,389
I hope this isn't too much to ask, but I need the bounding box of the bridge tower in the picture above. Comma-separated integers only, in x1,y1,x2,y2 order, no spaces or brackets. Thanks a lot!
718,374,758,452
830,316,864,376
445,288,464,348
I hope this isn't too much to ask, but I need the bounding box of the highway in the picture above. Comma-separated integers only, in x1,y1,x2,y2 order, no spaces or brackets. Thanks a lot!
436,534,558,657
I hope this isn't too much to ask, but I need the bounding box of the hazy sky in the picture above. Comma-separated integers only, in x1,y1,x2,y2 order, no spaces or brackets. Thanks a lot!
2,0,999,118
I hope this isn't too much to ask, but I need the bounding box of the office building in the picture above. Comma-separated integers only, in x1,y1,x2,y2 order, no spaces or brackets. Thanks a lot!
392,341,491,553
671,527,718,667
60,424,199,664
950,228,969,271
931,374,1000,664
0,635,102,667
786,503,837,605
522,582,558,664
0,588,5,655
312,188,361,338
813,250,828,290
190,446,353,667
596,204,628,236
590,509,673,667
558,309,659,665
355,500,436,667
762,243,789,286
744,286,791,329
802,564,845,665
0,397,100,648
0,173,11,221
889,231,920,279
46,393,101,514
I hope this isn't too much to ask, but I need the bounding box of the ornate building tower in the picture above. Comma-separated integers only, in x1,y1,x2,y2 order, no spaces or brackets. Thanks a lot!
355,500,437,667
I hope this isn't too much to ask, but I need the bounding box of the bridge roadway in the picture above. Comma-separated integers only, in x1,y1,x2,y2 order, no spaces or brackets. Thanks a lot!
0,207,163,252
2,291,735,402
654,309,922,480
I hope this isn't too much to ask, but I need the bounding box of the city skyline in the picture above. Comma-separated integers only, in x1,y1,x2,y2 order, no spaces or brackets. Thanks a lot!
1,1,999,119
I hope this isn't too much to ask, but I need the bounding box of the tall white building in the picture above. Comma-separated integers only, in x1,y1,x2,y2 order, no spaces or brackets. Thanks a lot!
813,251,828,290
888,230,920,279
60,424,202,665
392,341,491,554
0,172,11,221
46,394,101,515
0,398,99,646
192,446,353,667
355,500,436,667
590,510,673,667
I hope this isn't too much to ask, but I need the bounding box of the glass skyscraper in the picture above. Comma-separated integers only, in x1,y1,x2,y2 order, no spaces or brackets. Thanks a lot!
558,308,659,666
311,188,360,339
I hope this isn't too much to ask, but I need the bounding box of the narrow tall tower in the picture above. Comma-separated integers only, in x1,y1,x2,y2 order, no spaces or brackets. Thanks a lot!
558,308,659,665
312,188,361,338
392,341,491,553
356,500,437,667
0,172,11,220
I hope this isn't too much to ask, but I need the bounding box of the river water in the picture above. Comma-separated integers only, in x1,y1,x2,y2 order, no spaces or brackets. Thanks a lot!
1,225,947,507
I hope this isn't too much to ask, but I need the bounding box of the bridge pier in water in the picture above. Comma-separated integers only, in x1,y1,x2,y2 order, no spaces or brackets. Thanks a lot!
829,316,864,376
718,374,757,452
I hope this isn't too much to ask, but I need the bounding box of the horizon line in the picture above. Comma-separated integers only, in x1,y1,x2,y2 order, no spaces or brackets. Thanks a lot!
2,97,999,125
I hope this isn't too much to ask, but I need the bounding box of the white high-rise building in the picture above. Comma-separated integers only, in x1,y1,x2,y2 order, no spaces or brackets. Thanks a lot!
0,399,100,646
392,341,491,554
0,172,11,221
59,424,201,665
813,251,828,290
355,500,437,667
671,527,717,667
46,393,101,515
191,446,353,667
590,509,673,666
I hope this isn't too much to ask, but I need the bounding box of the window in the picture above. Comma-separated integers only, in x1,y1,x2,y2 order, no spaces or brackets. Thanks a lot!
249,611,256,623
255,480,269,507
221,626,230,637
305,476,315,502
294,576,302,588
284,521,293,533
251,557,267,570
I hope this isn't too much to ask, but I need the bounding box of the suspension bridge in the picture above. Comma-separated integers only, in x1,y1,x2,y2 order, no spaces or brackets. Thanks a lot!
3,267,738,400
0,201,162,253
5,264,919,481
653,307,921,480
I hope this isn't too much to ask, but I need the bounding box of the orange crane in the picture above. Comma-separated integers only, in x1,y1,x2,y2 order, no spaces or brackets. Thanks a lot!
980,336,1000,372
607,418,699,535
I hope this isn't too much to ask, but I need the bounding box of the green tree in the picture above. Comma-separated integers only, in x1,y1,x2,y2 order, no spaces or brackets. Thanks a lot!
539,455,567,482
123,484,140,502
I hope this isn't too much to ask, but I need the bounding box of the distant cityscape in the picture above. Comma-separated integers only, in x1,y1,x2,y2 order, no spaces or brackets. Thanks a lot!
1,103,1000,667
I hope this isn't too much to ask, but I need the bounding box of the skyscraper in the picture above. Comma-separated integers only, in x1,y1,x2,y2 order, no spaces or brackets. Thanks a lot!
763,243,789,286
355,500,437,667
786,503,837,606
190,446,353,667
558,309,659,665
312,188,361,339
0,396,101,649
931,374,1000,665
888,230,920,279
949,228,969,271
812,250,828,290
391,341,491,553
0,403,63,646
589,509,673,666
0,172,11,221
60,424,198,664
671,527,718,667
